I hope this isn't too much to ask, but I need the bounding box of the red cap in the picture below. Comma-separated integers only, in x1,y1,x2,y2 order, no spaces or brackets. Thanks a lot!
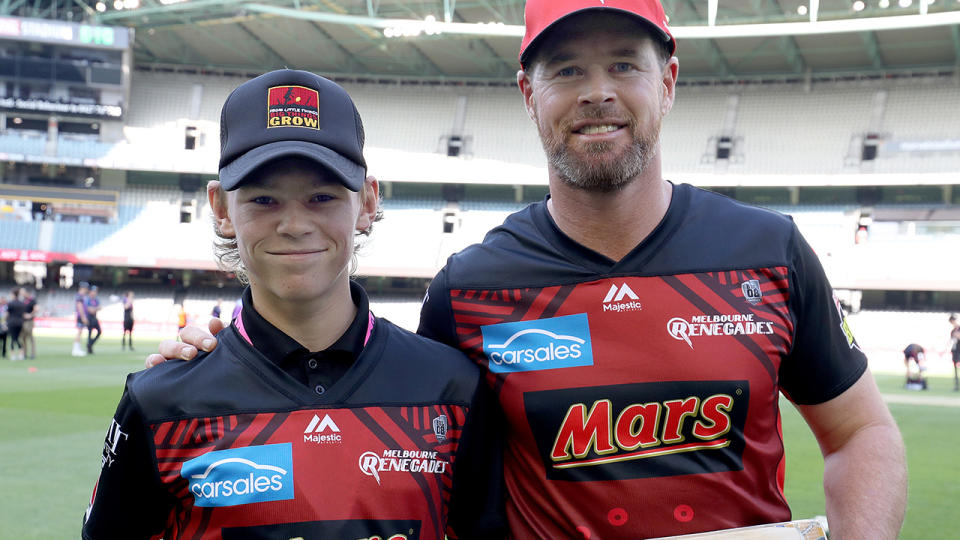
519,0,676,67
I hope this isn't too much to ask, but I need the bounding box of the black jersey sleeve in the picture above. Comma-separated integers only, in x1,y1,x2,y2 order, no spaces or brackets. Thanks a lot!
779,226,868,405
418,267,459,349
446,375,507,540
82,383,170,540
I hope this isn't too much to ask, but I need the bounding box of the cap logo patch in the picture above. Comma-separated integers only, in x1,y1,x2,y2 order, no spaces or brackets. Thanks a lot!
267,85,320,130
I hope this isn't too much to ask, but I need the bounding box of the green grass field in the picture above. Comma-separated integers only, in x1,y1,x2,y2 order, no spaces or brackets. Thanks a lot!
1,336,958,539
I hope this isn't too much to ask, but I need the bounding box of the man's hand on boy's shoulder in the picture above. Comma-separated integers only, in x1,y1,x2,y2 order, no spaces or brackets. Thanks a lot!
145,318,225,368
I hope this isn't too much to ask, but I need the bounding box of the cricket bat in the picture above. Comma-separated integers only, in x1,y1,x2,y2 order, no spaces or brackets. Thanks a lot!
648,518,827,540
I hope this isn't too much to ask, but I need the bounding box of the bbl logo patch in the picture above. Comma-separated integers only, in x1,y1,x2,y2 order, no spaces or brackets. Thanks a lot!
432,414,448,443
741,279,762,305
267,85,320,129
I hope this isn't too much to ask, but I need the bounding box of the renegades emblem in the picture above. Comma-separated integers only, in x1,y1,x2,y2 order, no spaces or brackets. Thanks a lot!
741,279,762,305
432,415,448,443
267,85,320,129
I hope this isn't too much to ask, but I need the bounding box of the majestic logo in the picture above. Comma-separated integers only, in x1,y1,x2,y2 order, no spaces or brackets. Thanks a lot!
304,414,342,444
602,283,642,313
741,279,763,305
181,444,294,507
267,85,320,129
101,418,128,469
481,314,594,373
432,415,448,443
524,381,750,481
667,314,775,349
358,449,449,485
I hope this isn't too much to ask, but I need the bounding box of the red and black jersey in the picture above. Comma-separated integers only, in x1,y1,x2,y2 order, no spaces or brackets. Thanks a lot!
418,183,867,540
83,317,505,540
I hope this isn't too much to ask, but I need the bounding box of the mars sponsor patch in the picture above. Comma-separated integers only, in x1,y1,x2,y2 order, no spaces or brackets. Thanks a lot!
222,519,419,539
267,85,320,129
524,380,749,481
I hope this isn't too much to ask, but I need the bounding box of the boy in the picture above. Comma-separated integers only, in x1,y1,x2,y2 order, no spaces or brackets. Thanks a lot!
83,69,503,540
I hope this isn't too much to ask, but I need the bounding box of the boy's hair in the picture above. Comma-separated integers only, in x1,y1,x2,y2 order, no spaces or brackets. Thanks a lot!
211,180,383,285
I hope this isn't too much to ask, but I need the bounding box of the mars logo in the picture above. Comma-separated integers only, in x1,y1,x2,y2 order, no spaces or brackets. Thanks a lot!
741,279,763,305
602,283,642,313
181,443,294,507
524,381,749,481
304,413,342,444
267,85,320,129
481,314,594,373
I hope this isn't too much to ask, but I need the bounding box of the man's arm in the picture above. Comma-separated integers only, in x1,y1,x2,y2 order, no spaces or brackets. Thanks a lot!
794,370,906,540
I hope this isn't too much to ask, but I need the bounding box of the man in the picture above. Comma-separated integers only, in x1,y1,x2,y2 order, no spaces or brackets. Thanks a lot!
5,288,26,362
73,282,89,357
902,343,927,390
151,1,906,538
20,287,37,359
0,294,8,359
87,69,504,540
211,298,222,320
85,285,102,355
950,314,960,391
121,291,135,351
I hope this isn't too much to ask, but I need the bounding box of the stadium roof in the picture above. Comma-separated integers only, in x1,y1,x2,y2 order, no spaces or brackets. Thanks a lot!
10,0,960,83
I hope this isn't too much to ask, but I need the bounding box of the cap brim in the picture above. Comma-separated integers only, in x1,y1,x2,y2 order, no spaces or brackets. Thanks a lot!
219,140,365,191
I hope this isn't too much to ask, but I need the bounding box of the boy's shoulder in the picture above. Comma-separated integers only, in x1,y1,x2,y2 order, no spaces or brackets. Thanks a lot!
126,327,257,421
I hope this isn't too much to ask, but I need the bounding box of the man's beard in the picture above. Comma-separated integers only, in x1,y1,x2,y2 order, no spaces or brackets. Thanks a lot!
540,112,659,193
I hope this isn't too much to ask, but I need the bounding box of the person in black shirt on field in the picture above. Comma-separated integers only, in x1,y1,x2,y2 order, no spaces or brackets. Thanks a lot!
121,291,135,351
5,288,27,362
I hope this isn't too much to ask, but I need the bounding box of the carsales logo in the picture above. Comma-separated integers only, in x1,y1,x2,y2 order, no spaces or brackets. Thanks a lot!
181,443,294,507
481,314,594,373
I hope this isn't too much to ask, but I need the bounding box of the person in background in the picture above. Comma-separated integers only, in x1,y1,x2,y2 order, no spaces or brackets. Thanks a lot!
6,288,26,362
20,287,37,360
122,291,135,351
86,285,102,355
230,296,242,323
950,314,960,391
72,282,90,357
176,303,187,333
0,293,9,359
902,343,927,390
210,298,223,320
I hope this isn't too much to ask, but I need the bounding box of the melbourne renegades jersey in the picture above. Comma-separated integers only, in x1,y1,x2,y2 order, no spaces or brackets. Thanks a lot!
83,318,504,540
419,183,867,539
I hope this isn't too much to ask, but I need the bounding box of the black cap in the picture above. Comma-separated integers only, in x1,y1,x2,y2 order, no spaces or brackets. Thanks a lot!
218,69,367,191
